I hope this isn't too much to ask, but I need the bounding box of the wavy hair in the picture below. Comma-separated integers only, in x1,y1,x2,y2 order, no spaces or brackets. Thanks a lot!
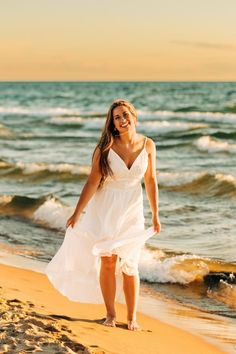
92,99,138,189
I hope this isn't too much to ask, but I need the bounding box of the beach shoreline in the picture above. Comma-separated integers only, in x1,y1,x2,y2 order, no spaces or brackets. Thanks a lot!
0,259,228,354
1,81,236,352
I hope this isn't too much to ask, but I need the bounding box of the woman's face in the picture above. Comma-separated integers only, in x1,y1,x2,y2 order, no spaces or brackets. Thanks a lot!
112,105,136,134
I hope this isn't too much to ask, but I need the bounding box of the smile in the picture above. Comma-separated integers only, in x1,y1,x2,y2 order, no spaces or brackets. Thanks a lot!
120,122,129,128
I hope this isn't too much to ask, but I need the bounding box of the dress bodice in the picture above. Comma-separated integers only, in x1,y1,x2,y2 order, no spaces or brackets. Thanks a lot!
103,137,148,189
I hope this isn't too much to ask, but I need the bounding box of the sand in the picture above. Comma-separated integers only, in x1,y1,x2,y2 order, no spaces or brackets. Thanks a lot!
0,264,226,354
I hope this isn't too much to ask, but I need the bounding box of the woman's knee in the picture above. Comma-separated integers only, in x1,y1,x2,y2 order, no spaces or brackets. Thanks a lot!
101,254,117,271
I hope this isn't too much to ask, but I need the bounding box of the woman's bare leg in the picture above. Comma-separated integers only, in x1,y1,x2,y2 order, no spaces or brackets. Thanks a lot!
99,254,117,326
122,272,141,330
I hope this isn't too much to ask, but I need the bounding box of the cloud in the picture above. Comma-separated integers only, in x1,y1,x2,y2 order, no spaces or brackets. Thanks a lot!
171,40,236,51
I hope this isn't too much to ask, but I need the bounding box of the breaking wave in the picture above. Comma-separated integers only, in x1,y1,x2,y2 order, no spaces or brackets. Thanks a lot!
0,160,90,181
158,171,236,198
195,136,236,153
0,194,72,230
137,109,236,124
139,249,209,284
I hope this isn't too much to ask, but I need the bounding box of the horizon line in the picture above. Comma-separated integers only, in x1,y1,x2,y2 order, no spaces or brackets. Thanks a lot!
0,80,236,83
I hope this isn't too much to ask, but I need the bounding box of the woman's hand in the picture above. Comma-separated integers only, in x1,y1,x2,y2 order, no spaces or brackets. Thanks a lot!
152,213,161,233
66,213,79,229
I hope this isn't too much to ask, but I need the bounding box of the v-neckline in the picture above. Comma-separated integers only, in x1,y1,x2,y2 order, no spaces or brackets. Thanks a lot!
110,138,147,171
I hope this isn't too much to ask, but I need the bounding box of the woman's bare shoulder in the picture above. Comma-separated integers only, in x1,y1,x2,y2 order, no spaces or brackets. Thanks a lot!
145,136,156,154
92,145,102,163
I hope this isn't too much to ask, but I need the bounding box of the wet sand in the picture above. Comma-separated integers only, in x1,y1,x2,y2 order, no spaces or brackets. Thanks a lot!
0,263,226,354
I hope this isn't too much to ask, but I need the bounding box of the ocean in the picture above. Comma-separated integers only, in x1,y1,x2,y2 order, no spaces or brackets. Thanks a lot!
0,81,235,350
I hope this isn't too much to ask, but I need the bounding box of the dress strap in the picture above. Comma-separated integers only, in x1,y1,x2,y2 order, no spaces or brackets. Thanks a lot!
144,136,148,148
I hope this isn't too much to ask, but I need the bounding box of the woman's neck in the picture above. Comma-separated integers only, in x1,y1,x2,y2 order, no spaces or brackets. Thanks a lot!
115,131,139,146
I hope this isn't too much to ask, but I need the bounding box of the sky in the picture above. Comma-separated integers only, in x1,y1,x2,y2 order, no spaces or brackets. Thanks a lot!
0,0,236,81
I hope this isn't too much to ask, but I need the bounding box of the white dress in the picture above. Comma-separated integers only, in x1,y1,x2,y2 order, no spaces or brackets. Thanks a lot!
46,136,156,303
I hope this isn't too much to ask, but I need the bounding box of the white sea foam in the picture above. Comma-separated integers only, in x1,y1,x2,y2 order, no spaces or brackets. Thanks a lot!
0,107,29,115
215,173,236,185
0,106,81,116
139,248,209,284
51,116,105,124
157,171,201,187
15,162,90,175
137,109,236,124
0,195,13,205
33,198,73,230
140,120,207,133
51,116,84,124
158,171,236,194
0,106,106,118
84,118,105,129
195,136,236,153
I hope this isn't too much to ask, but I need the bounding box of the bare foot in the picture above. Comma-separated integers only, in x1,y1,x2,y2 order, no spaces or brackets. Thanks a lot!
103,317,116,327
127,320,141,331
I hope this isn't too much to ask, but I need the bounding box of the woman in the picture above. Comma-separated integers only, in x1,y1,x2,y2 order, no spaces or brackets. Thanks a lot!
46,99,161,331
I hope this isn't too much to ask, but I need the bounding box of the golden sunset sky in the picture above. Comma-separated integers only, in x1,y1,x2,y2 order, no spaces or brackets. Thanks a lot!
1,0,236,81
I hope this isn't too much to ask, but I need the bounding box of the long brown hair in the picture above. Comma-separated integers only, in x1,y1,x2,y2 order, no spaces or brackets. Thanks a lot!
92,99,138,189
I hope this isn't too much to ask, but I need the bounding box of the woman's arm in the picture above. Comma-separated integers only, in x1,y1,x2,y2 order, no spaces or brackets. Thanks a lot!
144,138,161,233
66,146,102,228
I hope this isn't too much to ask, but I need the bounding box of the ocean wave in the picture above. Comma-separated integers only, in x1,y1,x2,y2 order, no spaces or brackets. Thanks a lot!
137,109,236,124
50,116,105,129
0,195,47,219
158,171,198,186
139,249,209,284
50,116,206,133
195,136,236,153
158,171,236,197
2,159,236,198
207,280,236,309
50,117,208,135
0,123,12,137
2,104,236,125
0,106,107,119
0,160,199,191
0,106,82,116
51,116,84,124
0,161,90,181
15,162,90,176
140,121,207,134
33,197,72,230
0,194,72,230
140,248,236,286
